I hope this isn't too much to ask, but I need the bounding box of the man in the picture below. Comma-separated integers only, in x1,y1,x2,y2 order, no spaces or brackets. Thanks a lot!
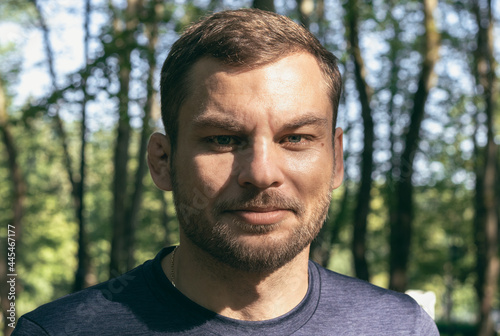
14,9,438,335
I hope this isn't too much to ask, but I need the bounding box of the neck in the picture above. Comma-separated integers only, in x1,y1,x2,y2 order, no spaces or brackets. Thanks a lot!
162,239,310,321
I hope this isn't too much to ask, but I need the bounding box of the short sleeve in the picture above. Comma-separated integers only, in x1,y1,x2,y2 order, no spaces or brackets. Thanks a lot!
415,306,439,336
11,317,50,336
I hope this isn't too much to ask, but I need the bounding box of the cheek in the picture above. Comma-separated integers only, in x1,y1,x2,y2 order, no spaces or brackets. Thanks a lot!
286,144,334,170
191,154,236,198
283,149,334,192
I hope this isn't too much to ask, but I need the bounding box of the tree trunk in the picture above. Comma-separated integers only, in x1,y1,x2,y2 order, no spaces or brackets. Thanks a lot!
33,0,94,290
0,77,26,336
345,0,374,282
472,0,499,334
125,0,160,270
109,0,141,277
389,0,440,292
32,0,76,192
73,0,92,292
297,0,313,29
385,1,402,290
310,185,350,266
307,0,340,267
252,0,275,12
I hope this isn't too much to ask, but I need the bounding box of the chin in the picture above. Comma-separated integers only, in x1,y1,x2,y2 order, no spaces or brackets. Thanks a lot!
201,226,313,273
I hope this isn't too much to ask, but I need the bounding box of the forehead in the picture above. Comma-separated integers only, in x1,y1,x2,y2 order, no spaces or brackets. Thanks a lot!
179,53,332,129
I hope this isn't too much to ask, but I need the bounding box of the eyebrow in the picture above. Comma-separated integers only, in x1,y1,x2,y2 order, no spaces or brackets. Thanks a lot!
191,113,329,133
280,115,329,131
191,114,245,132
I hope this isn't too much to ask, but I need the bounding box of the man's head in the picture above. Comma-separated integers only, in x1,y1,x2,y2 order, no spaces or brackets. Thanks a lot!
160,8,342,151
149,9,343,273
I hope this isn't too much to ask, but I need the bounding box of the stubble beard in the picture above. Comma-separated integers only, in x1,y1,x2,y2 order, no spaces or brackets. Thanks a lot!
171,170,334,273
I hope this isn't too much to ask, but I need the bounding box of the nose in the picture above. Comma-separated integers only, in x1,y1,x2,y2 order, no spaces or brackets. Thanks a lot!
236,138,285,189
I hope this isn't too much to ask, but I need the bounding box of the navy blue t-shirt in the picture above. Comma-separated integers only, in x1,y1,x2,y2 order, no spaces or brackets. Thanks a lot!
13,247,438,335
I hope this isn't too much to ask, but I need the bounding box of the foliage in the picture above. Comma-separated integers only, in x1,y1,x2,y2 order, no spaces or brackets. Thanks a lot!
0,0,498,331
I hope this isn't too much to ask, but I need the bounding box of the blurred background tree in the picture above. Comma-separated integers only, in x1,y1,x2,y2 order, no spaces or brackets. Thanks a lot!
0,0,498,335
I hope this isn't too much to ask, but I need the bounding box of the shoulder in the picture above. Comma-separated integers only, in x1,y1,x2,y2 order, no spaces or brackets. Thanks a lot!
314,262,418,308
310,262,439,335
14,263,149,335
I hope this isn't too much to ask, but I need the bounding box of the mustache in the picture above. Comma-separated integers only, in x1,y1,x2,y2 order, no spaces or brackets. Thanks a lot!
213,189,305,215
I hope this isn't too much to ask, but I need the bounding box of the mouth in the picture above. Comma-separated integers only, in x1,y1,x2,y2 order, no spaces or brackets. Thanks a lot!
225,208,292,225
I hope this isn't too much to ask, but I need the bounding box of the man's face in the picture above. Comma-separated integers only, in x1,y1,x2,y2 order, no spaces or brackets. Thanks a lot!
167,53,343,272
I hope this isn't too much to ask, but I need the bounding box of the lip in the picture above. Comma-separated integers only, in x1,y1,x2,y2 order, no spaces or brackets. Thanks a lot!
226,208,290,225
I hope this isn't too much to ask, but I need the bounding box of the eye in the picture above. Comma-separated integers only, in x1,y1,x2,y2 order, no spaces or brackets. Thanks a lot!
280,134,315,149
212,135,235,145
286,135,303,143
205,135,242,150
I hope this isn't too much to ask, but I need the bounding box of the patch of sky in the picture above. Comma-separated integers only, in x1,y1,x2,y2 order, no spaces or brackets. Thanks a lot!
374,150,391,164
346,156,360,181
346,124,365,155
429,161,445,181
359,22,389,88
413,153,432,186
475,125,488,147
443,127,458,145
373,0,388,22
451,169,468,185
459,139,474,155
375,122,391,139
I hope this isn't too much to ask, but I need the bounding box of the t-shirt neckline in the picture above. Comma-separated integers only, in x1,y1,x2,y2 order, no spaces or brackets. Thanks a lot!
144,246,321,335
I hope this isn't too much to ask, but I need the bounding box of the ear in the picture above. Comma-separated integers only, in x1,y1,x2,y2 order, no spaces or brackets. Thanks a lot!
147,132,173,191
331,127,344,190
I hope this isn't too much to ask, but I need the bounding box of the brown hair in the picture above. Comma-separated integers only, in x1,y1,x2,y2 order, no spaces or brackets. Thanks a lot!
160,8,342,148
